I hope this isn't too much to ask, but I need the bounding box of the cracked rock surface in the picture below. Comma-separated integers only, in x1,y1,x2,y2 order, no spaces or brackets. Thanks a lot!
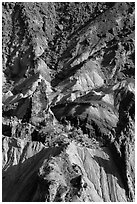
2,2,135,202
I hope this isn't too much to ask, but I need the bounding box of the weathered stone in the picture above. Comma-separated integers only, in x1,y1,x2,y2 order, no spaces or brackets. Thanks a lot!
2,2,135,202
2,137,127,202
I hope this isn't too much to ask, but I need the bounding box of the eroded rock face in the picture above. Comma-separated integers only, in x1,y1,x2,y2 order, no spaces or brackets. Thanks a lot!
2,137,127,202
2,2,135,202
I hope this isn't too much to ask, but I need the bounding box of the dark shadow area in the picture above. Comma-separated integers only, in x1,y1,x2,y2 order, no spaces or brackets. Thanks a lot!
93,154,125,190
2,105,17,118
2,124,12,137
2,145,64,202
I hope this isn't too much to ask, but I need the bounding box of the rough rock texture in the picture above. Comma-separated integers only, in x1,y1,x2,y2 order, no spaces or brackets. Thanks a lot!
3,136,127,202
2,2,135,202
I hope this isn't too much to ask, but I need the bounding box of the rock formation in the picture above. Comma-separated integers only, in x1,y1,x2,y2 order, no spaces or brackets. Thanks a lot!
2,2,135,202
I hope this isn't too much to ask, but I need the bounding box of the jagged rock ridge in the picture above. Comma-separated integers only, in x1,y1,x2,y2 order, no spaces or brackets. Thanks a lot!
2,2,135,202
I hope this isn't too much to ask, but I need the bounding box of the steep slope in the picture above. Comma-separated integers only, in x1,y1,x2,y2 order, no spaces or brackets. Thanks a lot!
2,2,135,202
3,136,127,202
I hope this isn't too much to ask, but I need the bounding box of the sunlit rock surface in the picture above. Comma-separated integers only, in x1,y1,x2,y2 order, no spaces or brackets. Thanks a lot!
2,2,135,202
3,137,127,202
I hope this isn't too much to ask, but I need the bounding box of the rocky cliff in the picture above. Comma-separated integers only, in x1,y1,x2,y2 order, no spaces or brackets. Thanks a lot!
2,2,135,202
